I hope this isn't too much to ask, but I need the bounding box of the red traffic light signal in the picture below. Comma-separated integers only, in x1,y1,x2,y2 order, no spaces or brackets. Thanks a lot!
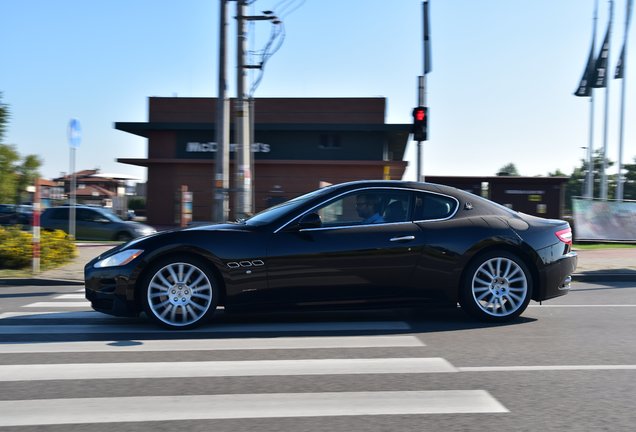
412,106,428,141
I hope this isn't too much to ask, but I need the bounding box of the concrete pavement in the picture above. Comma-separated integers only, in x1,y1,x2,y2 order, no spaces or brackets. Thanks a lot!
1,243,635,285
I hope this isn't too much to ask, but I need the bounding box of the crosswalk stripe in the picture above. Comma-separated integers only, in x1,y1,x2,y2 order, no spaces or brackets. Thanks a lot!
0,320,411,334
0,334,424,353
22,301,91,308
0,357,455,382
0,390,508,426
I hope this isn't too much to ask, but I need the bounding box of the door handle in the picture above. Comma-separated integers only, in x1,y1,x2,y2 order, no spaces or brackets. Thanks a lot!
390,235,415,242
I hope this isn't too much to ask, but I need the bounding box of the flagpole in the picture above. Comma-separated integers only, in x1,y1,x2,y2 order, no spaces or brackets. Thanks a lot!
616,0,633,201
586,0,599,200
600,0,614,201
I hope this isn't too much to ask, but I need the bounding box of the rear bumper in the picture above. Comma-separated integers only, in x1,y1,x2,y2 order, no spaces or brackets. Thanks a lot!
535,251,578,301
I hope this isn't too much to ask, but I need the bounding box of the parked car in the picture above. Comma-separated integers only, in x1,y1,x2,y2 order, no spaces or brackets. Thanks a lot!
0,204,32,226
85,180,577,329
41,205,156,241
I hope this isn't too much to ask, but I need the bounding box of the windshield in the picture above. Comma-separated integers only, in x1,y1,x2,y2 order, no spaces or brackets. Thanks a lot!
245,185,336,226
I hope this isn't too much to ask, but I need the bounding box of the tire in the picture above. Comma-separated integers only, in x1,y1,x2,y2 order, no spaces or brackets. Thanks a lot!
141,257,218,329
115,232,133,242
459,250,533,323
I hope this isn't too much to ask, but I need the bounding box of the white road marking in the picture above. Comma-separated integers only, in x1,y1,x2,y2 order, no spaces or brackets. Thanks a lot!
0,334,424,353
529,304,636,307
458,365,636,372
53,294,85,300
0,390,508,426
21,301,91,308
0,357,455,382
0,320,411,334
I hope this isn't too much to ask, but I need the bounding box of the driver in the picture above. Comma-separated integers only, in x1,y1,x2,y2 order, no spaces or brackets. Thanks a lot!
356,194,385,224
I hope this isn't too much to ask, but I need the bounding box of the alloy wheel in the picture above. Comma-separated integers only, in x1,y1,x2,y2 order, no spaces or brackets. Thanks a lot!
470,256,529,317
146,262,214,327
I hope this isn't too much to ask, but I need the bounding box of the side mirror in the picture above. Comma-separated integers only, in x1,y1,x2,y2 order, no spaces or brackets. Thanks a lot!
297,212,322,230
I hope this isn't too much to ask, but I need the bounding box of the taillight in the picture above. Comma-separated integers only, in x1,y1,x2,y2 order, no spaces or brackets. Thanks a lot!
555,227,573,246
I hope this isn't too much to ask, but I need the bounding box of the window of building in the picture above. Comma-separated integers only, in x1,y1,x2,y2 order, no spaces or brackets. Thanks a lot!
319,134,341,149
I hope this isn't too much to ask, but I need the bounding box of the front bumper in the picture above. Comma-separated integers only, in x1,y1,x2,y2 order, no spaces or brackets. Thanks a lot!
84,259,141,317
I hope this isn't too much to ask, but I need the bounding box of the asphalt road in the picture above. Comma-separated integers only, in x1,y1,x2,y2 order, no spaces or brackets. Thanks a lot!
0,280,635,431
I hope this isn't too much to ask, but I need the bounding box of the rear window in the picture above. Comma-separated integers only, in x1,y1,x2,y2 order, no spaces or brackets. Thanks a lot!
414,192,458,221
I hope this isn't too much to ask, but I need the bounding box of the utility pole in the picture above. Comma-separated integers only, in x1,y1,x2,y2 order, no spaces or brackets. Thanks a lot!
214,0,230,222
234,1,279,219
234,0,252,220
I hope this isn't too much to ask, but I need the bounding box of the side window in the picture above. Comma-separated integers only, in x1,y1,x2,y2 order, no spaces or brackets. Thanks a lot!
79,209,109,223
49,208,69,220
414,192,457,221
77,209,96,222
314,189,412,227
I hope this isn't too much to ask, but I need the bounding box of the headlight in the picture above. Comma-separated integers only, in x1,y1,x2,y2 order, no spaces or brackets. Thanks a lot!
135,226,156,235
94,249,144,268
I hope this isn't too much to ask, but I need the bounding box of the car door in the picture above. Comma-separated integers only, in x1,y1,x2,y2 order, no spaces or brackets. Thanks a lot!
264,188,426,307
410,190,465,299
76,208,113,240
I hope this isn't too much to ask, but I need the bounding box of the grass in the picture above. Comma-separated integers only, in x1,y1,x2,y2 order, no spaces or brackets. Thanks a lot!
573,242,636,250
0,268,33,278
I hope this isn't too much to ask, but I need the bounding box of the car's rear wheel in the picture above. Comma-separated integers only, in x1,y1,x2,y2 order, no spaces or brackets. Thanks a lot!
459,250,532,322
141,257,218,329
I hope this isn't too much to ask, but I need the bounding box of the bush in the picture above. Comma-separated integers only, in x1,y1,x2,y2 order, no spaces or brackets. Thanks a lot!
0,227,77,269
128,197,146,211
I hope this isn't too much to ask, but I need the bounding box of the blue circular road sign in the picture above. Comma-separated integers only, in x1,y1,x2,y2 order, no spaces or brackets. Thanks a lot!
68,118,81,148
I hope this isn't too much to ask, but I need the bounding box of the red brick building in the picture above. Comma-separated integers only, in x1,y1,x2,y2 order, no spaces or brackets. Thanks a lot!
116,97,411,226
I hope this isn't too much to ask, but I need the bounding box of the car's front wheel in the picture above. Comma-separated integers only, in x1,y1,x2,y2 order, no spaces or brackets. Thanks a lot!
141,257,218,329
459,250,532,322
115,232,133,242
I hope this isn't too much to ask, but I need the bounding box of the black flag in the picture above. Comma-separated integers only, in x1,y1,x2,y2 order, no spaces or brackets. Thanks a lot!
575,41,596,96
592,26,610,88
615,45,625,78
615,0,633,79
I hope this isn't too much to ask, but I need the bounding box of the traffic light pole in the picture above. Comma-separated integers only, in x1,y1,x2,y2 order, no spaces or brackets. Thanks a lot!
417,75,426,182
416,0,431,183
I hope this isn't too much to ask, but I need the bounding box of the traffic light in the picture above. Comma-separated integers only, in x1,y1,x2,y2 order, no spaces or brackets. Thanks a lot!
412,106,428,141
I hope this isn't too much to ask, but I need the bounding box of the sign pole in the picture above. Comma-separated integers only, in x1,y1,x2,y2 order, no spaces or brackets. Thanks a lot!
32,179,41,274
68,118,81,240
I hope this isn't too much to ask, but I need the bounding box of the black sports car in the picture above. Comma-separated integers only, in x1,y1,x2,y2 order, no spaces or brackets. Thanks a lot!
85,180,577,329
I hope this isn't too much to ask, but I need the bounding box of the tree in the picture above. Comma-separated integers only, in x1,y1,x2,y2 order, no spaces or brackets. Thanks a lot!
15,154,42,203
0,144,19,203
0,93,42,203
557,149,616,214
0,92,8,142
496,163,520,176
621,157,636,200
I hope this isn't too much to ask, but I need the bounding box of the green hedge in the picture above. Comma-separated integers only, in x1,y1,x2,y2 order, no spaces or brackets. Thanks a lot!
0,227,77,270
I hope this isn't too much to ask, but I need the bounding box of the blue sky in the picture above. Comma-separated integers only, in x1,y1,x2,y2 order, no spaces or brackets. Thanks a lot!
1,0,633,183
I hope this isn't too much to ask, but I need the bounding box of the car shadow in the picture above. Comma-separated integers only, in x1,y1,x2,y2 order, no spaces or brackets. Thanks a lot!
0,306,536,344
